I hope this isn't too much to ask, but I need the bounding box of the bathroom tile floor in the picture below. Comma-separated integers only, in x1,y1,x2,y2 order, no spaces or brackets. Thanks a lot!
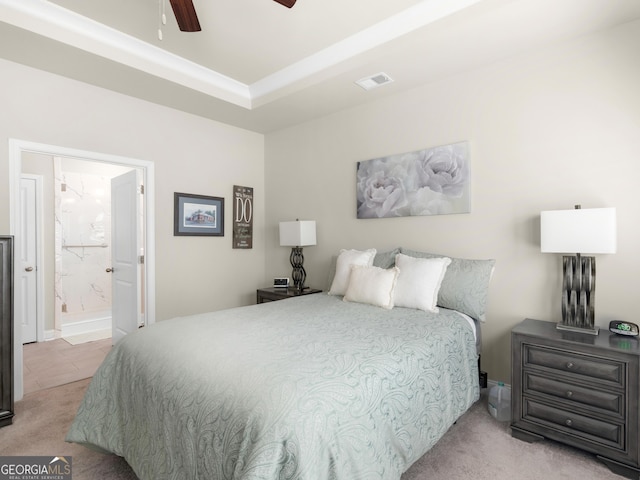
22,337,112,395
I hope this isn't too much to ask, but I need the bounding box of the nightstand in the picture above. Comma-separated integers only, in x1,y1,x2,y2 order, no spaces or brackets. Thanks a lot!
256,287,322,304
511,318,640,479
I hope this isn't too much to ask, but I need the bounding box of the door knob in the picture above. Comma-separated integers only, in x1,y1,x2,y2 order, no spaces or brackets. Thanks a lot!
25,266,34,272
106,268,113,273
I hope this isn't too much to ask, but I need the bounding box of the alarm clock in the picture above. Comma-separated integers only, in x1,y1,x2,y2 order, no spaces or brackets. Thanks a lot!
609,320,640,337
273,277,289,288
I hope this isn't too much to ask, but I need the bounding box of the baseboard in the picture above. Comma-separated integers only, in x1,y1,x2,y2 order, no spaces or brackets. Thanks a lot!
61,315,112,337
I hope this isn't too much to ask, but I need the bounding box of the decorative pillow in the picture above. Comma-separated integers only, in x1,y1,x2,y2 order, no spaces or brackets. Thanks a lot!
328,248,377,296
372,248,401,269
393,254,451,312
343,265,399,309
400,248,495,321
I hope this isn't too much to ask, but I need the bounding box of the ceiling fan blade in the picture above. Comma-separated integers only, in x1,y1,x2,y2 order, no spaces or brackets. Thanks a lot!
273,0,297,7
169,0,201,32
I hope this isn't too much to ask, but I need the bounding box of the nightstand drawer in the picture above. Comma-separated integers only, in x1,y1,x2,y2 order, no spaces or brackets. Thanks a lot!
524,373,624,416
512,319,640,476
524,345,625,387
523,398,624,449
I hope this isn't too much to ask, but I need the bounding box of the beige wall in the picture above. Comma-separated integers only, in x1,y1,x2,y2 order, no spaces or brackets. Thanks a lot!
3,18,639,386
265,19,640,382
0,58,266,322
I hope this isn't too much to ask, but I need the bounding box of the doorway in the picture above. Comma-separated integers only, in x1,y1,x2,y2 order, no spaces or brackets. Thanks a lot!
22,154,135,345
9,139,156,401
53,156,134,344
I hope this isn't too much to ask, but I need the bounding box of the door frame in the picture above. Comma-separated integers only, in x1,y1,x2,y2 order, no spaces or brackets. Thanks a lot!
19,174,45,343
8,138,156,401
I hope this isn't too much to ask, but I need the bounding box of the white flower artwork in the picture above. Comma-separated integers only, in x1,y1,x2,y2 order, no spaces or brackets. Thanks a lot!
356,141,470,219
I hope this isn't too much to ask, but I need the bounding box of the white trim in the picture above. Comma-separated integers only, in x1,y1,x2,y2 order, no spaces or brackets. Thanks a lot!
0,0,250,108
8,138,156,401
61,315,111,337
250,0,484,104
0,0,483,108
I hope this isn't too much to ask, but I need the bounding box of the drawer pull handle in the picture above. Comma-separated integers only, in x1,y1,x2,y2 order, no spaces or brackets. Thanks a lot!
566,362,574,369
565,419,573,427
566,391,573,398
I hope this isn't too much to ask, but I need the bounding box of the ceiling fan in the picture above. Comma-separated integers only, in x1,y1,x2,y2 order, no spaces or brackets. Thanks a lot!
273,0,297,7
168,0,297,33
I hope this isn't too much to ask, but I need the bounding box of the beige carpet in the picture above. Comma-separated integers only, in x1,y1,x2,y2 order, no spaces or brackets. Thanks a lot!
0,380,620,480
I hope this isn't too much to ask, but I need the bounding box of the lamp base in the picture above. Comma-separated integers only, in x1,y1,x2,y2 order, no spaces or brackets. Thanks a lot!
559,254,598,335
289,247,307,291
556,322,599,336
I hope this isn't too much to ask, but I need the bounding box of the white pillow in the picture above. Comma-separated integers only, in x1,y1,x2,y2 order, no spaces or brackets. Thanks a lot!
328,248,376,296
393,254,451,312
343,265,399,309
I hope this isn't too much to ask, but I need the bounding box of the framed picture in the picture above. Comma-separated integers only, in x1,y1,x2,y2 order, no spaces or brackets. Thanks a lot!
174,192,224,236
232,185,253,249
356,141,470,219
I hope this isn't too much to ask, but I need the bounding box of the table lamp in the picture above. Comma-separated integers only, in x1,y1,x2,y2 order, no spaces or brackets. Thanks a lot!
279,220,316,291
541,205,616,335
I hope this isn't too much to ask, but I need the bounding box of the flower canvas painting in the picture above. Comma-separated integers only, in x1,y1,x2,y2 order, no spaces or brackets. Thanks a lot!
356,141,470,219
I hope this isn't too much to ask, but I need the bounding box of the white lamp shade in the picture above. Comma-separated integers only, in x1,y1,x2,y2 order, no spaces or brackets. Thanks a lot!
279,220,317,247
541,207,616,254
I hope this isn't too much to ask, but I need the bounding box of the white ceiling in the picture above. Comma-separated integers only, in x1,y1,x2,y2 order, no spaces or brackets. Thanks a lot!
1,0,640,133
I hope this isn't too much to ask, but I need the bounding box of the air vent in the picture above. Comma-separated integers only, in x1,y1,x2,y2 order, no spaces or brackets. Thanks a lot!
355,72,394,91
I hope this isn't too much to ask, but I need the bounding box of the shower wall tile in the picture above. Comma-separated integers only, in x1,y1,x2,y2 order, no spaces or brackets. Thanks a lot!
55,166,113,325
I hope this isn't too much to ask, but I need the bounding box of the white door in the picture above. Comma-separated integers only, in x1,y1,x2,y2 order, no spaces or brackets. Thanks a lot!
19,175,40,344
111,169,142,344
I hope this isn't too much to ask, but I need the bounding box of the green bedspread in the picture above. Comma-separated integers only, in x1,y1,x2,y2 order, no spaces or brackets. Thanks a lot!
66,293,479,480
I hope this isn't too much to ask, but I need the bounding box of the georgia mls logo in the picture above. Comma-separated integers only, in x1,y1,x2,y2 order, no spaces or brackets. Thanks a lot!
0,455,72,480
49,457,71,474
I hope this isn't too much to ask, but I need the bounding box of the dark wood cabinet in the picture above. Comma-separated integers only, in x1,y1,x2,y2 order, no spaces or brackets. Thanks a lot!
511,318,640,479
256,287,322,304
0,236,14,428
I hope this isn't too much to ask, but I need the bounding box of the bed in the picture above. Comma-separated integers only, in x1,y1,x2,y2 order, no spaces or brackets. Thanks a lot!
66,248,494,480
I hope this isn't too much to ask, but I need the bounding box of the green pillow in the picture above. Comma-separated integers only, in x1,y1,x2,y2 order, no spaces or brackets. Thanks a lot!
399,248,495,322
372,248,400,269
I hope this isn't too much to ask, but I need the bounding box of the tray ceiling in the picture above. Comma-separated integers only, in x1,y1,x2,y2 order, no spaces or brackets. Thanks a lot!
1,0,639,132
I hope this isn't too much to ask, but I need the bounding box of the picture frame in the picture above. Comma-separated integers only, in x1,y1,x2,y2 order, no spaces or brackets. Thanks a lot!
232,185,254,249
174,192,224,236
356,141,470,219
